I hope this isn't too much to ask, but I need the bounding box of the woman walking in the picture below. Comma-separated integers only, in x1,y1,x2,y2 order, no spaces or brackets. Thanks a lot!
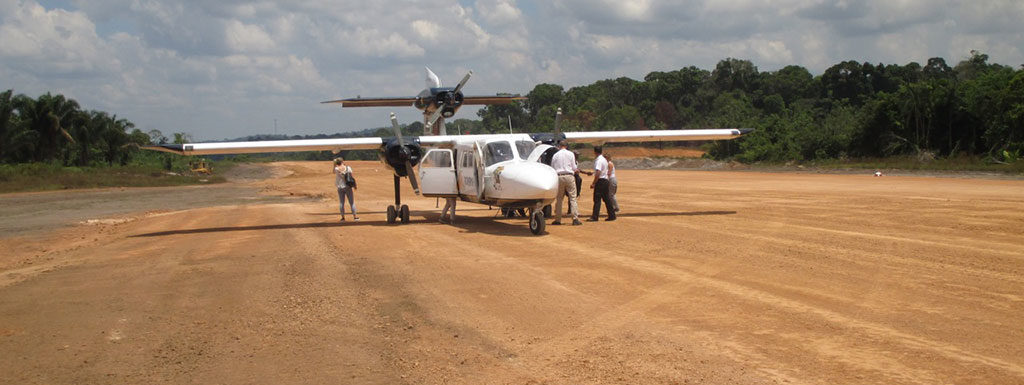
333,158,359,221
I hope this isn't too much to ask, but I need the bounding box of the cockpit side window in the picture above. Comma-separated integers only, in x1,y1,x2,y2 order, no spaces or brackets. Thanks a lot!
515,140,536,160
484,141,514,166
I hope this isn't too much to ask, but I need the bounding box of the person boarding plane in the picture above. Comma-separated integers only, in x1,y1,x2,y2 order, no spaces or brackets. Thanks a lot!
145,71,752,235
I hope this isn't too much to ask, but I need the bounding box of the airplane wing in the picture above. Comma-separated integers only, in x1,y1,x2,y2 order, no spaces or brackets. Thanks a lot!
462,95,527,105
144,137,384,156
321,97,417,107
143,129,751,156
562,128,752,144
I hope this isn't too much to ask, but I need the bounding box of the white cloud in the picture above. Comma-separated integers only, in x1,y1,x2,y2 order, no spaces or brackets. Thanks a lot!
224,20,275,53
411,20,439,41
0,2,119,76
1,0,1022,140
476,0,523,26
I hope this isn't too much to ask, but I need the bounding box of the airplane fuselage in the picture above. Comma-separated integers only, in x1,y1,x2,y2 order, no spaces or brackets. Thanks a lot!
418,134,558,210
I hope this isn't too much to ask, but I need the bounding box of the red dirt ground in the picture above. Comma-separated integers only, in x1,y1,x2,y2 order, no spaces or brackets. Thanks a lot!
1,161,1022,384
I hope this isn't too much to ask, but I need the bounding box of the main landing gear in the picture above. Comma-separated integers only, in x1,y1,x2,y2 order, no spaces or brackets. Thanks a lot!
386,175,411,224
501,205,548,235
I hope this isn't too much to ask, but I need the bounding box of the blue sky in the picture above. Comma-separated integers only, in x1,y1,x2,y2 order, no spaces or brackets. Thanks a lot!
3,0,1022,140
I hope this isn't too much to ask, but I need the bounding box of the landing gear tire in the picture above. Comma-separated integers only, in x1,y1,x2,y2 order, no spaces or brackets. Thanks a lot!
529,210,546,235
387,205,397,224
542,205,552,218
400,204,410,224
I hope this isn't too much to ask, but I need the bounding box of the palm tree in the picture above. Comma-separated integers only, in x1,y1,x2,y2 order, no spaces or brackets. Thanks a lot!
68,110,107,166
13,93,79,162
0,90,14,162
101,114,134,165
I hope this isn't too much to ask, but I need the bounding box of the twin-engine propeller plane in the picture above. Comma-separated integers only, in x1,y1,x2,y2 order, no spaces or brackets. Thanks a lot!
145,70,751,235
321,67,525,135
146,113,750,235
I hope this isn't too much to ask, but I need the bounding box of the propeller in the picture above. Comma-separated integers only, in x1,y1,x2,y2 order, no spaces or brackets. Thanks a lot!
391,112,421,195
425,70,473,130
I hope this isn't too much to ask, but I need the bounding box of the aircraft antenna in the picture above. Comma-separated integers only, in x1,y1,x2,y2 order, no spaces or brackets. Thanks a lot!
508,115,513,134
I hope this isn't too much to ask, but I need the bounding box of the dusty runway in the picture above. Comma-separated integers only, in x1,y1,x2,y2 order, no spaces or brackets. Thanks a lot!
1,161,1022,384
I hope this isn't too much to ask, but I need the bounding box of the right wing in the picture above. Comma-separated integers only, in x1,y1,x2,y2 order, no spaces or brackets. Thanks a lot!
320,97,417,107
144,137,384,156
563,129,752,144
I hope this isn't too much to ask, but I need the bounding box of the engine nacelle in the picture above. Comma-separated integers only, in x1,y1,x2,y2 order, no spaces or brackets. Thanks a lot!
435,90,463,117
378,138,422,177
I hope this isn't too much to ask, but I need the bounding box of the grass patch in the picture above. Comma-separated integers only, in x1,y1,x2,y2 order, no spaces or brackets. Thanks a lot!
0,162,230,194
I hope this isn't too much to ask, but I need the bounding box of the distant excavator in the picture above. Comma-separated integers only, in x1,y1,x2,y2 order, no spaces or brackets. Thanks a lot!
189,159,213,175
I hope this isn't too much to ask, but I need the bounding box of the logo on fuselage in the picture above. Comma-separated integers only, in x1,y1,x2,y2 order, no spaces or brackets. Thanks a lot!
493,166,504,191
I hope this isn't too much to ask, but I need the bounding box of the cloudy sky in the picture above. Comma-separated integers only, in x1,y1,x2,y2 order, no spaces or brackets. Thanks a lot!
2,0,1022,140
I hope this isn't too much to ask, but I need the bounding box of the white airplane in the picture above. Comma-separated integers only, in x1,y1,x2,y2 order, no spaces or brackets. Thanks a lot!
146,113,749,234
146,70,751,235
321,67,525,135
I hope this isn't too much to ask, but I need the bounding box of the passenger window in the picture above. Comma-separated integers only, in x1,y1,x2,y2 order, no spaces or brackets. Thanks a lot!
423,151,451,168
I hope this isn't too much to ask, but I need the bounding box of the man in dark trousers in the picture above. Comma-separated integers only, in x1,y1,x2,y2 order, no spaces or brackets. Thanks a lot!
587,146,616,222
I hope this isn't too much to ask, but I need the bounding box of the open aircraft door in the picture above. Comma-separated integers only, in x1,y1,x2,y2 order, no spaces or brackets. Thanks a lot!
472,141,486,200
419,149,457,197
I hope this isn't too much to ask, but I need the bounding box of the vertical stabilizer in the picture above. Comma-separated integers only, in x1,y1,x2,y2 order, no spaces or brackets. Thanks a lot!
425,67,442,89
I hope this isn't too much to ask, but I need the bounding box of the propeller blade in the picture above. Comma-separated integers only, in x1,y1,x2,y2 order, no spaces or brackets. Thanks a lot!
425,108,444,131
406,160,421,195
425,67,441,88
390,112,404,146
554,107,563,141
391,112,421,195
452,70,473,94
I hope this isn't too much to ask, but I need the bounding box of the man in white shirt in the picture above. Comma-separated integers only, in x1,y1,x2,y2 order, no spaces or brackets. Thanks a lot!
550,141,583,226
588,146,616,221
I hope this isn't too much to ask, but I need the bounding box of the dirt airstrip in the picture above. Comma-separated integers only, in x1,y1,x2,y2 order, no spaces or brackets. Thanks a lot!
1,161,1022,384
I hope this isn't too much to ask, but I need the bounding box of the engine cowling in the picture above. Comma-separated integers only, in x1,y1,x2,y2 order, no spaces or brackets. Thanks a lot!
436,90,463,118
378,138,422,177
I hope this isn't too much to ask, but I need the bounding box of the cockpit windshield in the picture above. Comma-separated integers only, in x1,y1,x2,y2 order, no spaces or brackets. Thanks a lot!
484,141,515,166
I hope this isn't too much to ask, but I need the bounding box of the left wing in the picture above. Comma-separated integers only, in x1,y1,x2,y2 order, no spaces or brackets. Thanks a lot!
144,137,384,156
320,97,417,107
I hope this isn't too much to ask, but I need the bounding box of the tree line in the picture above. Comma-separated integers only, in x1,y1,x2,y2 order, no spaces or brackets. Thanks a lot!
478,51,1023,163
0,90,152,166
3,51,1022,167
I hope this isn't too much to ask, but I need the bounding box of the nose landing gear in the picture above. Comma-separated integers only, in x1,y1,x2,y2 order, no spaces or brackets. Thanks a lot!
528,206,546,235
386,175,412,224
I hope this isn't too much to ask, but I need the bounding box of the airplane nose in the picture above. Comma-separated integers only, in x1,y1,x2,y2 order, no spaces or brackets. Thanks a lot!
501,162,558,200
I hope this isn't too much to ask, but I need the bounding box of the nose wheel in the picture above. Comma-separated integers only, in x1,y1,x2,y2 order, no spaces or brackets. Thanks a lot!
387,175,412,224
528,208,546,235
387,204,410,224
